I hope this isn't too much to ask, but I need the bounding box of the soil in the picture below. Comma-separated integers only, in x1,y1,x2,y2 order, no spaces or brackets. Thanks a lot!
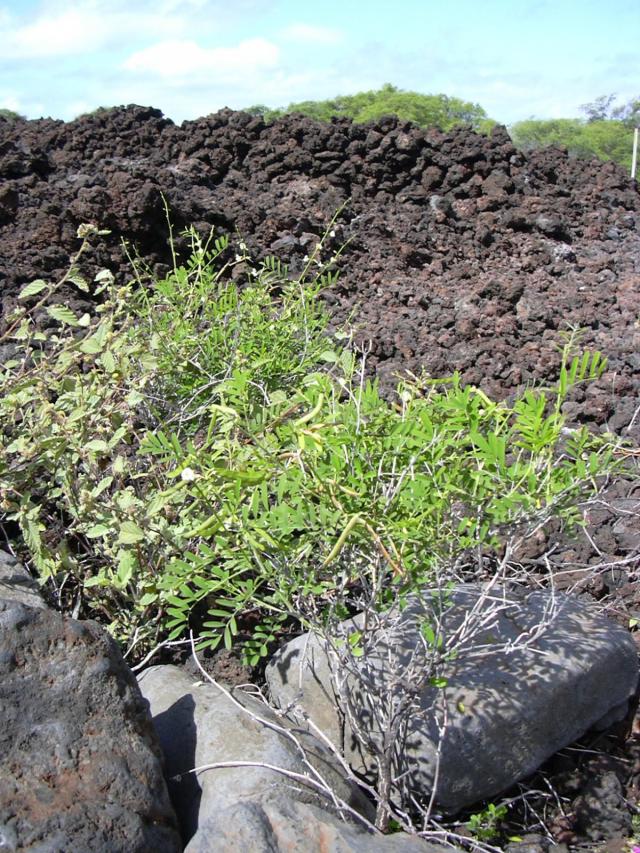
1,106,639,850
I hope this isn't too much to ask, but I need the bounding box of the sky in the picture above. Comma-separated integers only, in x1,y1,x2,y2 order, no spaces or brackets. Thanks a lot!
0,0,638,126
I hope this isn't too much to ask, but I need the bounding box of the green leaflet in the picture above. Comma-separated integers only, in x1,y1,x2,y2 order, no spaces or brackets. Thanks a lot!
19,279,49,299
46,305,79,326
117,521,145,545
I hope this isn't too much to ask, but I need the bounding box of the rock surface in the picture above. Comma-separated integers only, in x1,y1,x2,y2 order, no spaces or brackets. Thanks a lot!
138,663,448,852
184,799,438,853
1,106,639,850
0,600,180,852
266,585,639,813
0,550,47,609
0,109,638,440
573,769,632,841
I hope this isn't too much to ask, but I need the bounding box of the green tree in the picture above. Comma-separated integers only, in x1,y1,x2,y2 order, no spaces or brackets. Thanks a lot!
0,108,25,121
244,104,272,118
580,94,617,123
581,120,634,166
510,113,635,170
581,93,640,127
612,98,640,128
510,118,585,151
249,84,493,132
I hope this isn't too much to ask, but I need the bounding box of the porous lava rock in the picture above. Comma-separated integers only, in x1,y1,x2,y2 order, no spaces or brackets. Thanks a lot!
0,107,638,437
0,599,180,852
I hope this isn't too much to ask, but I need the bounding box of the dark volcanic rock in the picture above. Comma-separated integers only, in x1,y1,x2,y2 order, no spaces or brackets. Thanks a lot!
0,599,180,852
1,107,638,441
573,769,632,840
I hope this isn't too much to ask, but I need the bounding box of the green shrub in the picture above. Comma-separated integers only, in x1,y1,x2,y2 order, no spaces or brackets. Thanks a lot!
466,802,508,842
0,108,25,122
249,83,494,132
0,223,628,664
510,117,635,170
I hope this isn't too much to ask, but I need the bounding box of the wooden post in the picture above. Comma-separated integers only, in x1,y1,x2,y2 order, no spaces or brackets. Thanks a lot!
632,127,639,180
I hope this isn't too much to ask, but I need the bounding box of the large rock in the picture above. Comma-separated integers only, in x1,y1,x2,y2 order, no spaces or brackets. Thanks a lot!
138,664,449,852
0,550,47,609
265,585,639,813
0,600,181,852
184,798,439,852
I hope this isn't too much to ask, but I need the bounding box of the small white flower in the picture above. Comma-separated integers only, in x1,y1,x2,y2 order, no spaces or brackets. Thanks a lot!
330,229,336,237
181,467,198,482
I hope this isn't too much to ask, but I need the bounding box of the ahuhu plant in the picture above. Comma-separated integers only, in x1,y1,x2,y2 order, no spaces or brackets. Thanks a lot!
466,802,509,842
0,220,631,669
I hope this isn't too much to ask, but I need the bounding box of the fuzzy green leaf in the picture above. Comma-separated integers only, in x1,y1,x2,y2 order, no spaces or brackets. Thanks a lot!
85,439,108,453
100,350,116,373
117,521,145,544
85,523,111,538
79,323,109,354
46,305,79,326
19,279,49,299
68,268,89,292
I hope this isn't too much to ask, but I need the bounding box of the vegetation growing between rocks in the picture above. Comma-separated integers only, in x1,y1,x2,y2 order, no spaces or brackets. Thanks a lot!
0,221,631,671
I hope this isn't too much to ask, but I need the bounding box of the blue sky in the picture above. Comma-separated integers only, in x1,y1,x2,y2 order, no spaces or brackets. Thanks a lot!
1,0,638,125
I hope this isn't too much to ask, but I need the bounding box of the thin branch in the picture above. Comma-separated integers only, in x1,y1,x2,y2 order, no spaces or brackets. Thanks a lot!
187,632,380,834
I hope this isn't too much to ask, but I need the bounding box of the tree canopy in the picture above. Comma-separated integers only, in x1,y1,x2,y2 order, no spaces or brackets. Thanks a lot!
248,84,494,132
0,108,25,121
510,94,638,171
580,94,640,127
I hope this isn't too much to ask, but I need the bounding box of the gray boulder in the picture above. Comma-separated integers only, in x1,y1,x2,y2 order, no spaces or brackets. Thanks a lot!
265,585,639,813
0,600,181,852
0,550,47,609
185,799,439,852
138,664,448,852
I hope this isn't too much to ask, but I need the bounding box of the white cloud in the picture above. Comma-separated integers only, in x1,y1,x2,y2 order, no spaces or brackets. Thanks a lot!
6,8,107,57
122,38,280,80
0,1,201,59
0,93,20,111
0,0,278,61
89,60,375,124
0,91,46,118
280,23,343,45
